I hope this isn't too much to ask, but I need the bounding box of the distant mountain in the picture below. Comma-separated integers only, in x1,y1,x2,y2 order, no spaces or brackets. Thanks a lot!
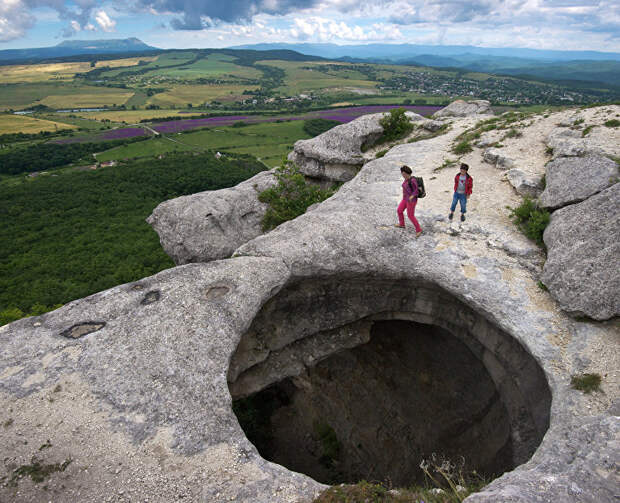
0,38,158,62
233,43,620,88
232,42,620,63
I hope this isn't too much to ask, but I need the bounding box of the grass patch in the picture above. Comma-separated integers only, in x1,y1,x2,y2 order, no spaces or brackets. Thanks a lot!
434,159,457,172
509,197,550,248
604,119,620,127
452,140,473,155
258,162,337,230
581,125,594,137
545,146,554,156
570,373,601,393
503,128,522,139
314,454,487,503
537,281,548,291
7,458,71,487
375,149,388,158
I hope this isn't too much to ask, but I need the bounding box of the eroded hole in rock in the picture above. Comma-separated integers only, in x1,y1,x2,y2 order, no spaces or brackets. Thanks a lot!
205,285,230,300
60,321,106,339
141,290,161,305
228,277,551,487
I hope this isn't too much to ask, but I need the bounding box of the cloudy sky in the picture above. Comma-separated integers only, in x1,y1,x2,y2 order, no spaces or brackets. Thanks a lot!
1,0,618,52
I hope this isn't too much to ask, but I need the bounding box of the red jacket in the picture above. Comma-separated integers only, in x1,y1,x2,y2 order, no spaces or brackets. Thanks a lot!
453,173,473,196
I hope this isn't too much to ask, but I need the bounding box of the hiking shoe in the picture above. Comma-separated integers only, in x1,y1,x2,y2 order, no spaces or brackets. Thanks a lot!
461,214,466,222
394,224,405,228
415,231,423,238
448,212,454,221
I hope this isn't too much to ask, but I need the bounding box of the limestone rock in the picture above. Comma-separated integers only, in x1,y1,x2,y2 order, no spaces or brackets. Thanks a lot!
147,170,276,265
506,169,544,198
542,183,620,320
432,99,492,118
545,128,590,159
476,132,499,148
288,111,425,183
483,148,515,170
420,119,444,132
539,155,619,209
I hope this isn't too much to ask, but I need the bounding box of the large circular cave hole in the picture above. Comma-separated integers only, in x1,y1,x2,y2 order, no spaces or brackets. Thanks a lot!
228,277,551,488
233,320,514,486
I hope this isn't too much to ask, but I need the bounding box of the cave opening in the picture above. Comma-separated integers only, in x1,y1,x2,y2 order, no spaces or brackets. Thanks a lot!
228,277,551,487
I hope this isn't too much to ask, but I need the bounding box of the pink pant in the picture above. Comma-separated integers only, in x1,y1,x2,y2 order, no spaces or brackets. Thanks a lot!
397,199,422,232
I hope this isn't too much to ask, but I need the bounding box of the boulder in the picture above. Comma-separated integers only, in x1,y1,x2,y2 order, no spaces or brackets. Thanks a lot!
420,119,444,132
506,169,545,198
483,148,515,170
432,99,492,118
539,155,619,209
288,111,425,183
476,132,499,148
545,128,589,159
542,183,620,320
147,170,276,265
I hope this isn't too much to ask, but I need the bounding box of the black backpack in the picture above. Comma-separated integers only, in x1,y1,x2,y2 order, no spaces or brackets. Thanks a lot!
408,177,426,198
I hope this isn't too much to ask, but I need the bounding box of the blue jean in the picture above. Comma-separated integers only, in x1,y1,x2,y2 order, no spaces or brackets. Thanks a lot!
450,192,467,213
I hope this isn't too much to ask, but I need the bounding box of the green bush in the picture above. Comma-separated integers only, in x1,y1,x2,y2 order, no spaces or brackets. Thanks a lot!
0,304,63,327
378,107,413,143
604,119,620,128
509,197,550,248
375,149,388,158
258,163,336,231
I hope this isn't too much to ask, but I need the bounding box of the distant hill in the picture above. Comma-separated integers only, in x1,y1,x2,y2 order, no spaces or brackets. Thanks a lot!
0,38,158,62
233,43,620,89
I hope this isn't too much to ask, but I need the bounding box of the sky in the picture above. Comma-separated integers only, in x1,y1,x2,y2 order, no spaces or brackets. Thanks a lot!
0,0,618,52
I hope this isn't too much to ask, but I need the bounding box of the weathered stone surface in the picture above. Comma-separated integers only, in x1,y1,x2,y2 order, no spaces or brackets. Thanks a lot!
432,99,492,118
476,131,499,148
539,155,619,209
1,104,618,503
542,183,620,320
506,169,544,198
546,127,590,159
147,170,276,265
421,119,444,132
483,148,515,170
288,111,425,183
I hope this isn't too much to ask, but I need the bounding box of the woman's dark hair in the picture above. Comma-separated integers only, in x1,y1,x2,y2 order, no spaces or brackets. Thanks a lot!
460,163,469,171
400,165,412,175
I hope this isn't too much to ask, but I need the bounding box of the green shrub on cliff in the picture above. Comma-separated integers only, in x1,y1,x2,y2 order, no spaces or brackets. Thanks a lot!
258,162,336,231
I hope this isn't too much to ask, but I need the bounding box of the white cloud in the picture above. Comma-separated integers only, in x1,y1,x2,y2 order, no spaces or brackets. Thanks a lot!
0,0,35,42
70,19,81,31
95,9,116,32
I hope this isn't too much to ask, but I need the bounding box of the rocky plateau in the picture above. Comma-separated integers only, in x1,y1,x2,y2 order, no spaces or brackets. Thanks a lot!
1,101,618,503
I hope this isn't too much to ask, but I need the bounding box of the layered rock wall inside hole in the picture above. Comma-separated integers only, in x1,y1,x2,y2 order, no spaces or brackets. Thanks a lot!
228,276,551,487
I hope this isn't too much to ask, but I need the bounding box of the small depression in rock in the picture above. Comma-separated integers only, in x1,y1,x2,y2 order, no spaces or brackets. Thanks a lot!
141,290,161,305
60,321,106,339
228,277,551,487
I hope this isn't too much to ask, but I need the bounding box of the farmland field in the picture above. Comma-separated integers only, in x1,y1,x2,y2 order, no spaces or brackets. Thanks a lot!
142,54,261,80
0,62,93,84
73,109,193,123
0,83,136,111
146,84,259,106
95,120,310,166
37,90,135,109
259,60,377,94
0,114,77,134
95,52,195,78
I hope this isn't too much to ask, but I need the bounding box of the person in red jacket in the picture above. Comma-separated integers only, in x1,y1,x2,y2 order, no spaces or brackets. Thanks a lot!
449,163,473,222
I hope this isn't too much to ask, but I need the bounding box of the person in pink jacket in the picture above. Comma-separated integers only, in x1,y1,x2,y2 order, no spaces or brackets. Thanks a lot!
395,165,422,237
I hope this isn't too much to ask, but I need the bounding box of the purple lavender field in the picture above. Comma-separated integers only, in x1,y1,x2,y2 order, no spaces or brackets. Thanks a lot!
53,105,443,143
151,105,442,134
